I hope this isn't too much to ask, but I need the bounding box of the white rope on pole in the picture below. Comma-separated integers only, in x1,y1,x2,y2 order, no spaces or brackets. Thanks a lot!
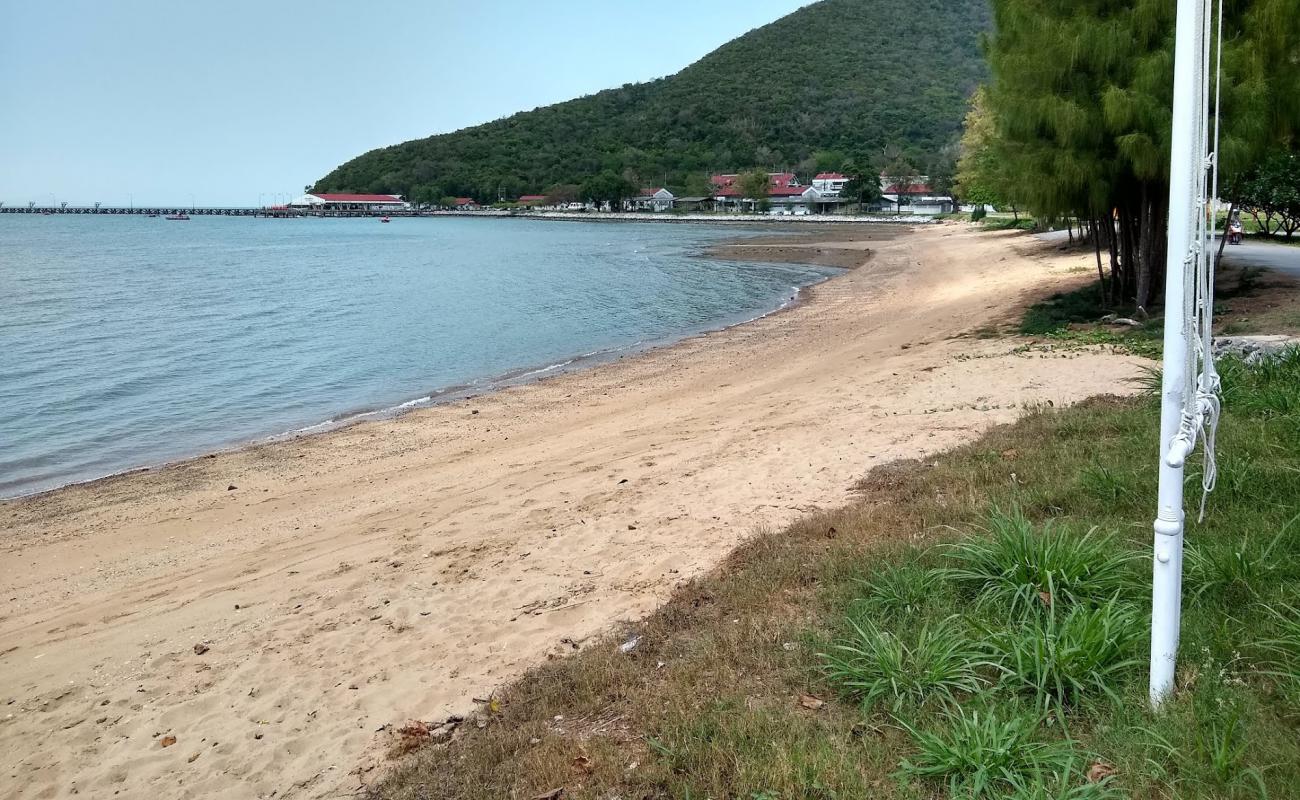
1151,0,1225,709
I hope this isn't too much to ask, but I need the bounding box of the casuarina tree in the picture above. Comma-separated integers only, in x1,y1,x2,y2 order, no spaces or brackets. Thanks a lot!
976,0,1300,309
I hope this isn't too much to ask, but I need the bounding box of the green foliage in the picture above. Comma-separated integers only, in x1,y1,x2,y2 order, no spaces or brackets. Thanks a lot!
1235,148,1300,238
1017,284,1164,357
976,0,1300,306
849,561,942,619
1218,346,1300,416
736,169,772,205
1257,600,1300,698
1184,527,1293,603
579,171,636,208
897,709,1079,798
542,183,580,205
955,86,1009,208
942,509,1138,617
313,0,992,200
987,599,1142,710
819,616,990,712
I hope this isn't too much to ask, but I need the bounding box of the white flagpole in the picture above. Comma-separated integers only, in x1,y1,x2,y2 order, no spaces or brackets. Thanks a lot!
1150,0,1206,708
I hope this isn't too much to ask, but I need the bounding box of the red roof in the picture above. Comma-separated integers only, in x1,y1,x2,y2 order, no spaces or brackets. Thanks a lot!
882,183,933,195
518,195,546,202
815,172,847,180
709,172,801,198
454,197,476,206
312,193,402,203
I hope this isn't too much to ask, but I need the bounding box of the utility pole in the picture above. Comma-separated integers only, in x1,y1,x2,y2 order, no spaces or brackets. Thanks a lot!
1149,0,1206,709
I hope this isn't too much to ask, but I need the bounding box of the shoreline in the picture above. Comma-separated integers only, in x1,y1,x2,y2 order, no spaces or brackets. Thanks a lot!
427,209,935,225
0,224,1145,800
1,230,860,504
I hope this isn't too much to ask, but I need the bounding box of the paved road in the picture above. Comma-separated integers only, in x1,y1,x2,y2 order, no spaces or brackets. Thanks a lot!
1220,238,1300,279
1035,228,1300,280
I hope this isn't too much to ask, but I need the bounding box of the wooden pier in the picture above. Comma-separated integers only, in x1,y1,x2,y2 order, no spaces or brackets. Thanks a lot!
0,205,427,218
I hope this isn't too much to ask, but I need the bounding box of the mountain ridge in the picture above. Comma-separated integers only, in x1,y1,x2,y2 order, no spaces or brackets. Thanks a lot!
313,0,992,202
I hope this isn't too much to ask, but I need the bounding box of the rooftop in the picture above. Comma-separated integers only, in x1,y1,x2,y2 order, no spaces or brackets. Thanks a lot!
310,193,403,203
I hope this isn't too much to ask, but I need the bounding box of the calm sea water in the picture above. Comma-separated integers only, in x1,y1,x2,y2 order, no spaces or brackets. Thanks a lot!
0,215,836,498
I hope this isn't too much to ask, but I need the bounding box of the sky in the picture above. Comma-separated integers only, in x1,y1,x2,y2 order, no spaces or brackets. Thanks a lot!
0,0,814,208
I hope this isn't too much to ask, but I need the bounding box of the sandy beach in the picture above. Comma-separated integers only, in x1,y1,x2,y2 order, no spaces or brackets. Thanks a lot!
0,224,1145,799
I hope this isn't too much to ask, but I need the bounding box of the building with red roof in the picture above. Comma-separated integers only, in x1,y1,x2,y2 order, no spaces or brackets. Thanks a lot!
878,173,953,215
708,172,833,214
812,172,850,195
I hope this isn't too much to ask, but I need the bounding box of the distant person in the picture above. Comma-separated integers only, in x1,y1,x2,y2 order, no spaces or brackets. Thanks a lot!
1228,214,1244,245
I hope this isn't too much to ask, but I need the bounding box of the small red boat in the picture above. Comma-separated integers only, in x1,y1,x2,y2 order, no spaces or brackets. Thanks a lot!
380,216,391,223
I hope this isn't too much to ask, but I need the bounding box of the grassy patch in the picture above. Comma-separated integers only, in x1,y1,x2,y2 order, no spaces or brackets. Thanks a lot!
979,216,1039,232
1019,284,1163,358
370,346,1300,800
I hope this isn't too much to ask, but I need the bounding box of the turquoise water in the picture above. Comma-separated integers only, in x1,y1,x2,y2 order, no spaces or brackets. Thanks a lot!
0,215,836,498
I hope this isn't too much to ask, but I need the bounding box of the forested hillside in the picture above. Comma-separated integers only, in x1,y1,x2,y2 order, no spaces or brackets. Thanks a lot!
313,0,992,202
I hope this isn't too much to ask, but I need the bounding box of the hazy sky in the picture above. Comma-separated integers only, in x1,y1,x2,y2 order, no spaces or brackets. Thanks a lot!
0,1,814,207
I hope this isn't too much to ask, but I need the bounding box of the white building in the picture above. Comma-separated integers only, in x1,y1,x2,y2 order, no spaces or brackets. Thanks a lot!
811,172,850,195
289,193,409,213
631,187,675,212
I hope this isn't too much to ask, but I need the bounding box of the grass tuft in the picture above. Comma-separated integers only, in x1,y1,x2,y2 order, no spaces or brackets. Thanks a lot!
896,708,1078,798
987,598,1142,710
1257,600,1300,699
943,508,1137,617
820,615,990,712
1184,528,1291,604
847,560,942,619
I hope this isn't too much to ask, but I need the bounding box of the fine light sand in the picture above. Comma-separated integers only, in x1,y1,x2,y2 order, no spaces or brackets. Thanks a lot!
0,225,1145,799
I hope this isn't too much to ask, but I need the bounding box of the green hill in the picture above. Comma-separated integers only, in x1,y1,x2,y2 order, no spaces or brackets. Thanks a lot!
313,0,992,202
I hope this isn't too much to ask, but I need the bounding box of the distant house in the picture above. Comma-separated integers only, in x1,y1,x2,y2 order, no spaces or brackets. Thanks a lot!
453,197,479,210
879,174,953,214
289,193,409,213
517,194,547,206
631,187,675,212
812,172,850,195
709,172,845,215
908,196,956,216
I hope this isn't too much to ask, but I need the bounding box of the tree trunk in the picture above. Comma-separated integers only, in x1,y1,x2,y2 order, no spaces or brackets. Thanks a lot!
1106,213,1122,305
1135,185,1155,313
1092,215,1108,304
1217,202,1236,262
1119,205,1135,306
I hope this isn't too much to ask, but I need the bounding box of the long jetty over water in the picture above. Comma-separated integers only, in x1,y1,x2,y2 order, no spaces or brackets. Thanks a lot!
0,206,423,217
